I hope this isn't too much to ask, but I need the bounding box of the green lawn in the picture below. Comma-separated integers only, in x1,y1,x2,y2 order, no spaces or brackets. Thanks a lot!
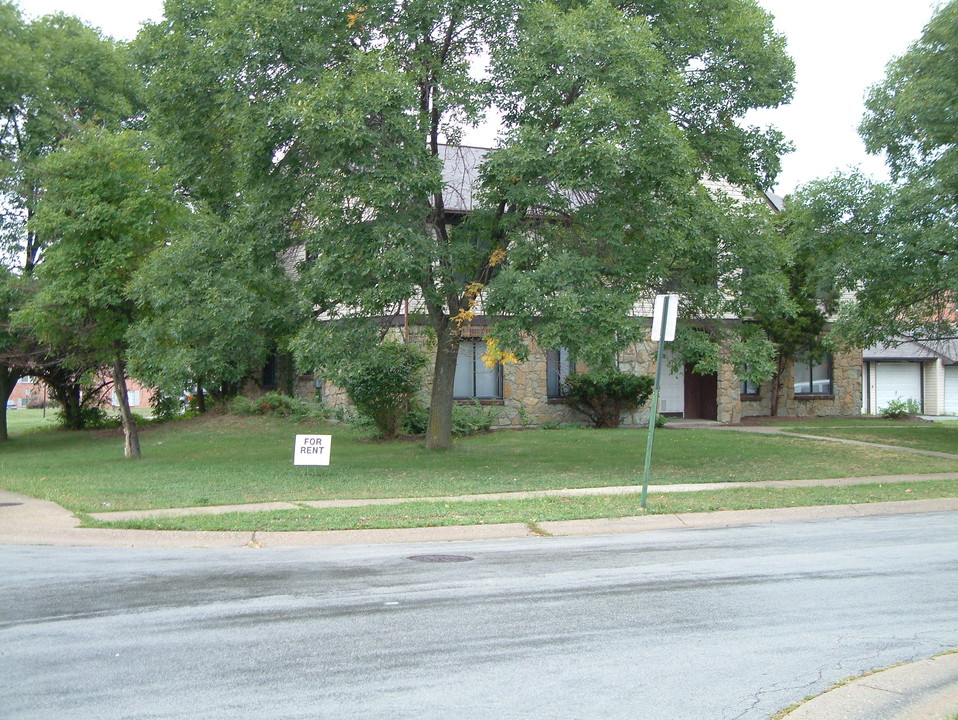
4,408,59,435
4,407,151,437
741,416,941,428
793,424,958,454
3,413,958,514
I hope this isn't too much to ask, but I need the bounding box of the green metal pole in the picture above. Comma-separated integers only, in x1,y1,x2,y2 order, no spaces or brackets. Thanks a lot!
641,295,670,509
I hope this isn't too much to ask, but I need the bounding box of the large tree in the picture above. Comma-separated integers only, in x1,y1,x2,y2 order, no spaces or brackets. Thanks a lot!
0,4,144,431
840,0,958,342
16,129,178,457
140,0,795,448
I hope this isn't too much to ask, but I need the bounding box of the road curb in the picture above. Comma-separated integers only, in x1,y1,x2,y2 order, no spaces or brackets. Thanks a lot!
781,652,958,720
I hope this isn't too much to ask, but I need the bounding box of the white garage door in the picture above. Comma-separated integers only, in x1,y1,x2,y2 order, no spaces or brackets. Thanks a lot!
945,366,958,415
875,362,922,413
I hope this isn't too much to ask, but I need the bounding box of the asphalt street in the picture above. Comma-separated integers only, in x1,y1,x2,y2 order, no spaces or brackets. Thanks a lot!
2,512,957,719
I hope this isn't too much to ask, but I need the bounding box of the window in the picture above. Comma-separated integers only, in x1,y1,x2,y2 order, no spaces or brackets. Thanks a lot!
547,348,573,398
454,340,502,400
740,377,760,396
740,364,760,395
111,390,141,406
262,354,279,390
794,352,832,395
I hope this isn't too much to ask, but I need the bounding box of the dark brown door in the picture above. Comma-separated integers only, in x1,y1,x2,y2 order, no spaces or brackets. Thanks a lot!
684,364,718,420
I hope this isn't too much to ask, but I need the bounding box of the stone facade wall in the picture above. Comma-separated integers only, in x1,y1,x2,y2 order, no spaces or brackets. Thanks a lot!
498,343,586,427
716,360,743,424
299,330,863,426
738,348,863,418
614,341,656,427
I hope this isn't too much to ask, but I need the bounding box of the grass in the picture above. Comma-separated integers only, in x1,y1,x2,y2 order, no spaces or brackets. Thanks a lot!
83,479,958,532
4,407,152,436
743,416,958,428
793,424,958,454
2,413,958,515
5,408,59,435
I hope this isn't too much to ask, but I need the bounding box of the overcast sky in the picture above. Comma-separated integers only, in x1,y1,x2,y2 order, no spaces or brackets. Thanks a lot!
13,0,942,196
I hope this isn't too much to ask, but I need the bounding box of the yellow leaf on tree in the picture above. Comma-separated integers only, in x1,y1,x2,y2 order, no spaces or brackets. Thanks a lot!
452,308,475,328
465,281,485,298
347,5,366,27
482,338,519,367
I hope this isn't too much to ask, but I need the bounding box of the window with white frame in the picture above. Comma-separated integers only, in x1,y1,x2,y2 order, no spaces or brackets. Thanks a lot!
793,352,832,395
546,348,573,398
740,365,760,396
454,339,502,400
111,390,141,407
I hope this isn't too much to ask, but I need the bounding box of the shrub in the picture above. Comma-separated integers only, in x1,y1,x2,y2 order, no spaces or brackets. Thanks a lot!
229,392,329,422
563,369,654,428
400,400,500,437
229,395,258,416
257,391,298,415
880,396,921,419
149,391,183,422
56,404,107,430
403,402,429,435
338,342,427,438
452,399,500,436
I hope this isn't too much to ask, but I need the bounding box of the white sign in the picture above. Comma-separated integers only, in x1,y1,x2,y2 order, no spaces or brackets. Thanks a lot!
650,294,679,342
293,434,331,466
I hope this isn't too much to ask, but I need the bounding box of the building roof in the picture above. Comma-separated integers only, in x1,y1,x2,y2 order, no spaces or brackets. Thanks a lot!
863,338,958,364
439,144,774,214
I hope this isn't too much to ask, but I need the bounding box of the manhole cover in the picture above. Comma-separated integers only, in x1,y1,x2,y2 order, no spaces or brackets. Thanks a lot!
407,554,474,563
0,502,23,507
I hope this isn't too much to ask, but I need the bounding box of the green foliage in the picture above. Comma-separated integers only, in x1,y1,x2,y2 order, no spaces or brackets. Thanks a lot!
401,400,500,437
16,129,177,364
149,391,183,423
879,397,921,420
127,208,296,398
861,1,958,195
563,369,654,428
830,0,958,343
451,400,501,436
338,342,427,439
143,0,793,447
0,6,141,272
403,402,429,436
55,404,108,431
230,392,329,422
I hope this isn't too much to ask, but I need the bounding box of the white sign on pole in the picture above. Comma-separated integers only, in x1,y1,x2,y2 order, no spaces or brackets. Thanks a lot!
650,294,679,342
293,434,332,466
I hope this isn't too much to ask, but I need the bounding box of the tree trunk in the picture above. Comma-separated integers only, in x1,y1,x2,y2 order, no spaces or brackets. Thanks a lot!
112,356,141,459
425,321,460,450
46,373,84,429
0,366,21,442
196,378,206,414
769,355,787,417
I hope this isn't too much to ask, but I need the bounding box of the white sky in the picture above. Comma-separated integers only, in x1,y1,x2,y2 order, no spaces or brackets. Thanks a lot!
13,0,942,196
